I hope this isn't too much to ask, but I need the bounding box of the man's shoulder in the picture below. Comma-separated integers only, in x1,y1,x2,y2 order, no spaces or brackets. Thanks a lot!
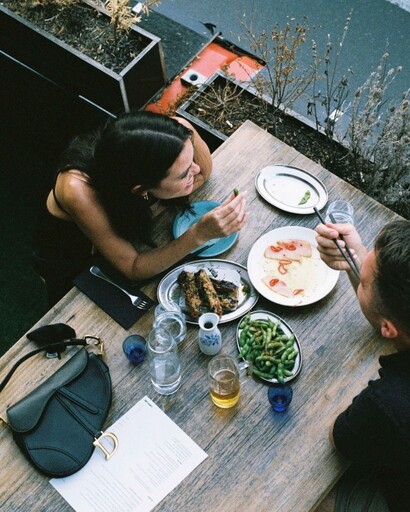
368,351,410,437
333,352,410,463
372,350,410,404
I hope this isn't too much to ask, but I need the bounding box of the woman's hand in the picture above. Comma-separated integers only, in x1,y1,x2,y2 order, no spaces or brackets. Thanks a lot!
315,222,367,272
191,191,248,245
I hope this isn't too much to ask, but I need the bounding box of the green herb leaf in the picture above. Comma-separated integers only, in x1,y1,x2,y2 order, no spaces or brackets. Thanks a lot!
298,189,311,205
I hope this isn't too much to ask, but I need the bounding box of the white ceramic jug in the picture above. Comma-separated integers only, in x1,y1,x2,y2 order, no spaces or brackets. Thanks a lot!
198,313,222,355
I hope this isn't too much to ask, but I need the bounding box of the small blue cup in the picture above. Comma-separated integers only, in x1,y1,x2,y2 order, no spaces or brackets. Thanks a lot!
268,384,293,412
122,335,146,365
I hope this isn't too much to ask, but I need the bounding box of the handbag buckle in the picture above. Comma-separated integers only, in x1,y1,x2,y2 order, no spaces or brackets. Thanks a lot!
46,352,60,359
85,335,105,357
93,431,119,460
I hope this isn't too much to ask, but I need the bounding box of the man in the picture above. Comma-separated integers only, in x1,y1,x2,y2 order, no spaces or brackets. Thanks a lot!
315,219,410,512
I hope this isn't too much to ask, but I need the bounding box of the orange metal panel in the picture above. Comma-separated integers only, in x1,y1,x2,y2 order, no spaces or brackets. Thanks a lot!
226,55,263,80
146,42,264,114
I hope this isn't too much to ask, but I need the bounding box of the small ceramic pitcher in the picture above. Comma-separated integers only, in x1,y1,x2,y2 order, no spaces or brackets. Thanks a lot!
198,313,222,355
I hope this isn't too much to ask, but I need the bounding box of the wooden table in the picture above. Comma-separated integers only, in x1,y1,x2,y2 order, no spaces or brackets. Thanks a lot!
0,121,399,511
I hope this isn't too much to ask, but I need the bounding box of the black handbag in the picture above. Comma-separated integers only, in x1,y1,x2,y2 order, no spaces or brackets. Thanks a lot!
0,325,118,478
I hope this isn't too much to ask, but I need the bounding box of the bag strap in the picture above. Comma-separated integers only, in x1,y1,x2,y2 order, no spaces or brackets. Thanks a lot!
0,336,103,393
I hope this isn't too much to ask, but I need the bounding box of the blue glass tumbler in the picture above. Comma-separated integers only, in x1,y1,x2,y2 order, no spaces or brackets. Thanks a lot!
268,384,293,412
122,335,146,365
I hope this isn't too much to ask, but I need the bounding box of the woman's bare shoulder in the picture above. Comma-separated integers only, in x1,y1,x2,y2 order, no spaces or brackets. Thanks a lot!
172,116,193,130
56,169,96,210
62,168,92,183
57,169,92,192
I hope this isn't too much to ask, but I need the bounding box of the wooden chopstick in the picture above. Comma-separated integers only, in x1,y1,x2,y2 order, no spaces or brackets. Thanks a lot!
313,207,361,280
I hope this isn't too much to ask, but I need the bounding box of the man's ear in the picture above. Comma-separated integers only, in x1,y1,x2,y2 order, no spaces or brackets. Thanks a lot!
380,318,398,339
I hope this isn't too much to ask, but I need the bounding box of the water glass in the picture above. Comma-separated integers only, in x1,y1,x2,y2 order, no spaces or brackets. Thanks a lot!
122,334,146,365
147,327,181,395
153,310,187,345
208,355,252,409
154,299,185,320
268,384,293,412
325,200,354,224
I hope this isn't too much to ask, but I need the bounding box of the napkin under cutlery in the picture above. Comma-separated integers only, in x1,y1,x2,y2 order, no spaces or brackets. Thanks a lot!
74,267,155,329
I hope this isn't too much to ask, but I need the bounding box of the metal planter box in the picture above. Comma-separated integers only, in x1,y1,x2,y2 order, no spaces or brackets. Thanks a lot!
176,72,265,152
0,3,166,114
177,71,337,153
176,73,229,152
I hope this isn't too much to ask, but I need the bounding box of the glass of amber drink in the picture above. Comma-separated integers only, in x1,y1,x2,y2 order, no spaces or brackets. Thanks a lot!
208,355,252,408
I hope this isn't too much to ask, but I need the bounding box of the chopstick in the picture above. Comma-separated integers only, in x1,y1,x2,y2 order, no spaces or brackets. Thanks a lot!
313,207,361,280
328,212,361,276
191,241,216,256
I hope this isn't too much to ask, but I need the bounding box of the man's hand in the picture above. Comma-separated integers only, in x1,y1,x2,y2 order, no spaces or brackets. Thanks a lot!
315,222,367,272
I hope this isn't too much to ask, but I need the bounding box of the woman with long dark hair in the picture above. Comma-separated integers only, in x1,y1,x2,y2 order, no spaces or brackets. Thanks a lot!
32,111,247,305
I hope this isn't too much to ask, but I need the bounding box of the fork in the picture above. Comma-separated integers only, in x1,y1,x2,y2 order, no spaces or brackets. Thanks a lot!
90,266,152,310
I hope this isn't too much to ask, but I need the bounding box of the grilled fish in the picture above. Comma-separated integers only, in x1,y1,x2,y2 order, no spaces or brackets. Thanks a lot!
211,278,239,312
178,269,239,317
195,269,223,317
177,271,202,318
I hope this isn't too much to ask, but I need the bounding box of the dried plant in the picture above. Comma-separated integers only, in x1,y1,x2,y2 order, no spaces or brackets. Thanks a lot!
21,0,78,7
104,0,139,50
102,0,160,50
346,54,409,215
18,0,160,51
191,79,250,130
306,10,353,164
240,16,319,127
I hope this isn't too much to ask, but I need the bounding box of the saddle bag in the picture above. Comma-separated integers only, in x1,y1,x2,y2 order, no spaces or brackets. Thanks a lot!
0,325,117,478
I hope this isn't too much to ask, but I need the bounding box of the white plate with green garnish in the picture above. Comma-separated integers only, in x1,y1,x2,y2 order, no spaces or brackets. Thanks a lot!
255,164,328,214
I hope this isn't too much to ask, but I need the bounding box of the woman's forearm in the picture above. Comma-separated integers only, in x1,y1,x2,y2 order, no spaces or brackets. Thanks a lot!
128,228,202,280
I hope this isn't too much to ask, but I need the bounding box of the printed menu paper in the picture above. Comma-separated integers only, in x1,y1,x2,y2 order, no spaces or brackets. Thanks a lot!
50,396,208,512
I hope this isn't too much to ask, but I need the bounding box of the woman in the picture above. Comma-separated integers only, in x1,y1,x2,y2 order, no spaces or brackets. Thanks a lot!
32,111,247,306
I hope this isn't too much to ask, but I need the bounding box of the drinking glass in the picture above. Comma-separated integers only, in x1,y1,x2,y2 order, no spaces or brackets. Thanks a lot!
122,334,146,365
208,355,252,409
268,384,293,412
153,310,187,345
325,200,354,224
154,299,185,320
147,327,181,395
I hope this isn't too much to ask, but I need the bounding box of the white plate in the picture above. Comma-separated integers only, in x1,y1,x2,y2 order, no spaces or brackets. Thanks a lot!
236,310,302,384
255,164,328,214
157,259,259,324
247,226,339,306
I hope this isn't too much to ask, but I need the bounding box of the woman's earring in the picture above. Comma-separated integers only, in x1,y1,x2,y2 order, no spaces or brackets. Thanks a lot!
142,192,149,201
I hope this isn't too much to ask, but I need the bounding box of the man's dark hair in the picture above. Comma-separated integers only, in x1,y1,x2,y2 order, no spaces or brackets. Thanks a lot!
374,219,410,335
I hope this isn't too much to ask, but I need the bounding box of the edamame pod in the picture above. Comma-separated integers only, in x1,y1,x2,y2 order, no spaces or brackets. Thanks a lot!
238,315,298,382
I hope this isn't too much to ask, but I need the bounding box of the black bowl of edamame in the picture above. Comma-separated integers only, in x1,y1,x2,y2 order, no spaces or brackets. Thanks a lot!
236,310,302,383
